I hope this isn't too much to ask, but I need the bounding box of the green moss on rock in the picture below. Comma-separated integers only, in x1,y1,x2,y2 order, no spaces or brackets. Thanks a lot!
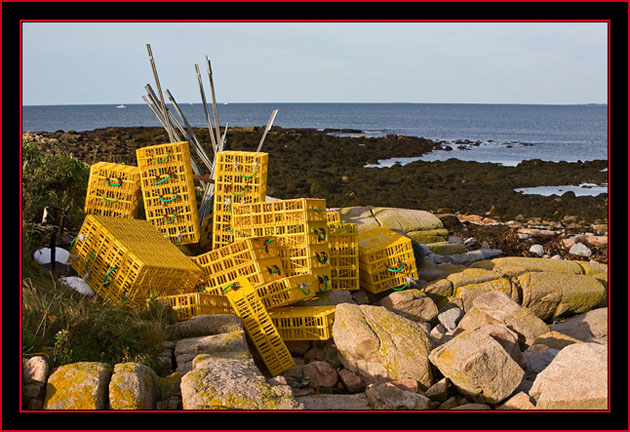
43,362,112,410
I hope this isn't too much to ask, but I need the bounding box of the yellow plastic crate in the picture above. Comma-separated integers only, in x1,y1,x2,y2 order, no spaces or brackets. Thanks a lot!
268,306,336,341
67,215,202,305
212,151,268,250
359,258,418,294
232,198,327,228
136,141,200,245
155,293,234,321
223,276,295,376
192,237,285,295
255,274,317,309
235,220,329,248
84,162,142,218
328,223,359,291
326,210,342,225
358,227,415,273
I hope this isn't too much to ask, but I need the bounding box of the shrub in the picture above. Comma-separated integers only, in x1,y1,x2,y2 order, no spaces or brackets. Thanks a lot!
21,139,90,231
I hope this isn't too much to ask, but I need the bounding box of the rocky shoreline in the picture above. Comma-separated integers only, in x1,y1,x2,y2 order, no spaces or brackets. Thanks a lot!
22,126,608,225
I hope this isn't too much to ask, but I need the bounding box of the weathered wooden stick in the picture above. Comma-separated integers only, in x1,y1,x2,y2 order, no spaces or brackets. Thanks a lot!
146,44,177,142
256,109,278,153
195,63,218,156
205,56,222,148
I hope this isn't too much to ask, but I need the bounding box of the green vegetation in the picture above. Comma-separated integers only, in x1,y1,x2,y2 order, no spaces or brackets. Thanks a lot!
22,138,90,231
21,141,176,374
22,258,177,373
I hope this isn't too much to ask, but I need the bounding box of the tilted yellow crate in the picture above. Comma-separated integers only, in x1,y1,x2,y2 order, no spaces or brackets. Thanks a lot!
192,236,284,295
67,215,202,305
268,305,336,341
223,276,295,377
358,226,418,293
155,293,234,321
85,162,142,218
136,141,200,245
255,274,318,309
212,151,268,250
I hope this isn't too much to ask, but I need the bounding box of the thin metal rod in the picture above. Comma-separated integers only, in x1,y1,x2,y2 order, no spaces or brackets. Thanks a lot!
146,44,177,142
145,84,182,142
205,56,222,148
145,93,205,182
220,122,229,151
256,109,278,153
165,89,214,172
195,63,218,156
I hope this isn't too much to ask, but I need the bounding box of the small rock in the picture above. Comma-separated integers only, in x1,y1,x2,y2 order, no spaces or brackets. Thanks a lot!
425,378,450,402
304,348,326,363
496,392,536,410
451,403,491,410
569,243,592,257
392,378,418,393
448,236,463,243
550,255,563,260
23,356,49,385
352,290,371,305
285,341,311,356
429,324,449,346
438,307,464,331
438,396,459,410
529,244,544,257
366,382,431,410
303,361,338,388
518,233,531,240
338,368,365,393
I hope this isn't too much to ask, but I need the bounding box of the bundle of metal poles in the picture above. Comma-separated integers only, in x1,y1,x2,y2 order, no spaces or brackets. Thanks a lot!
142,44,279,224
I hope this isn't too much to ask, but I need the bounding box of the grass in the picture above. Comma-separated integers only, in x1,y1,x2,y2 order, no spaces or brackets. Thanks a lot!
21,253,178,375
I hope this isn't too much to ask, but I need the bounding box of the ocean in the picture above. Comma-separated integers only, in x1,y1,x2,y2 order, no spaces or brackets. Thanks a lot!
22,103,608,167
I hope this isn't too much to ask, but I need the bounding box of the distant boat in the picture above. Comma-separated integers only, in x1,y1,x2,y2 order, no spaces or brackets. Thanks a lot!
116,104,126,109
223,102,228,105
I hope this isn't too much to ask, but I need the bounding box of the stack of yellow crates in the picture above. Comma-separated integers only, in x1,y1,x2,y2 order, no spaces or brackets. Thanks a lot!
67,215,202,305
358,226,418,293
327,223,360,290
192,236,316,308
232,198,331,293
212,151,268,250
136,141,200,245
84,162,142,218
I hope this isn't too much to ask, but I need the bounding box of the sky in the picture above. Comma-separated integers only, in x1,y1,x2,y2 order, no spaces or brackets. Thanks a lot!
21,22,608,105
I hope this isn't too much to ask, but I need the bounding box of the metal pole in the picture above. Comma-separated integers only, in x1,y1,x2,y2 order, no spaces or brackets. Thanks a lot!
146,44,177,142
195,63,218,155
205,56,222,148
256,109,278,153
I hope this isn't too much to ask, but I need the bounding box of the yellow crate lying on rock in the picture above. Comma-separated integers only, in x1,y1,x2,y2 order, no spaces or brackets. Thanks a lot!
155,292,234,321
328,223,359,291
326,210,342,225
358,226,418,294
268,305,336,341
255,274,318,309
136,141,200,245
212,151,268,250
223,276,295,377
192,236,285,295
84,162,142,218
67,215,202,305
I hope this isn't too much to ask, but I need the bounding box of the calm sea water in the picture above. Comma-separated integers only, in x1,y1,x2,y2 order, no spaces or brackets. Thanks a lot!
22,103,608,166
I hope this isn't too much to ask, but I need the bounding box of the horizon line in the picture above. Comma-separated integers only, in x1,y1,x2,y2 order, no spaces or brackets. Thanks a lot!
23,101,608,107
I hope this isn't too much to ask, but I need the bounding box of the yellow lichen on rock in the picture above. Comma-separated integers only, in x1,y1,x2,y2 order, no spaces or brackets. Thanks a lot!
43,362,112,410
